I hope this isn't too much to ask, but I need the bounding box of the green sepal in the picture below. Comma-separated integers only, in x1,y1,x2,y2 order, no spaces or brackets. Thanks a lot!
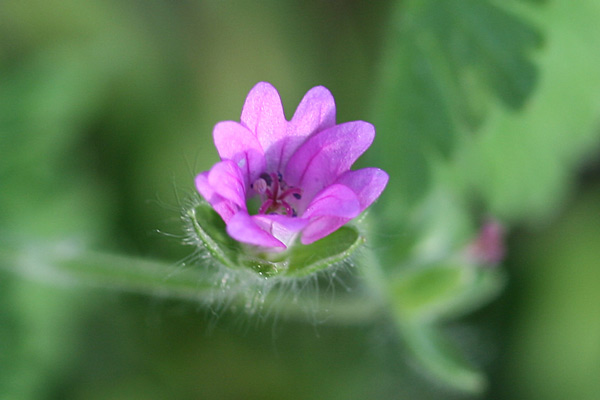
186,201,241,268
187,201,364,278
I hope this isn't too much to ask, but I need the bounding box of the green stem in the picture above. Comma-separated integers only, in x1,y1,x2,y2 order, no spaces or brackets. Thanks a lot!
263,293,386,325
0,240,220,302
0,239,385,324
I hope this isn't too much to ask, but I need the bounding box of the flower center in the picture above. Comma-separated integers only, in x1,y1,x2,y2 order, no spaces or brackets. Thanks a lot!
251,172,302,217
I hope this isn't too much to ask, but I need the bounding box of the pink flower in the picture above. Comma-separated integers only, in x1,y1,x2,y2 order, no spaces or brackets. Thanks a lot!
195,82,388,249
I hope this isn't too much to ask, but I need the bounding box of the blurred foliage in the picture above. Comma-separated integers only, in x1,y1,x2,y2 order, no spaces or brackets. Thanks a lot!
459,2,600,222
1,0,600,399
372,0,542,207
489,184,600,399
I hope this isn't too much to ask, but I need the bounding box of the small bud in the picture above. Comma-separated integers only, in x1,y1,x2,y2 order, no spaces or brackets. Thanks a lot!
467,219,505,266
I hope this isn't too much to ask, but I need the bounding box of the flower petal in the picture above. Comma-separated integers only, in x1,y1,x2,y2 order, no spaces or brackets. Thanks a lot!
285,121,375,204
253,214,309,247
195,172,237,223
226,211,286,248
335,168,389,212
240,82,287,172
213,121,266,185
275,86,336,171
300,184,361,245
207,160,247,209
302,184,360,219
301,216,349,245
291,86,336,134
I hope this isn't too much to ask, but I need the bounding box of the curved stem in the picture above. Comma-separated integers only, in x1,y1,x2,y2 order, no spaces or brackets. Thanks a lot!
0,239,386,324
0,240,219,303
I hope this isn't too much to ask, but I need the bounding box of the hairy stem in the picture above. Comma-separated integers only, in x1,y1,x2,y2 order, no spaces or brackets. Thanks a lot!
0,239,385,324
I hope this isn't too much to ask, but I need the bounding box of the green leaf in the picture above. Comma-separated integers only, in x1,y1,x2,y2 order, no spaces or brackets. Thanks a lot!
400,322,487,394
186,201,365,278
370,0,541,209
441,0,542,110
459,1,600,221
390,263,505,323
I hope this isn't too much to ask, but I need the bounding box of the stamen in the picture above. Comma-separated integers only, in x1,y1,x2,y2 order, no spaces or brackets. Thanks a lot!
258,199,274,215
251,178,268,194
255,171,301,217
260,173,272,186
280,200,294,216
281,188,302,200
270,172,279,198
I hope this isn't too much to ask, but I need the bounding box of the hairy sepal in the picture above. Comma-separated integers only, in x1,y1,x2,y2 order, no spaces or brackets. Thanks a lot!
184,198,364,279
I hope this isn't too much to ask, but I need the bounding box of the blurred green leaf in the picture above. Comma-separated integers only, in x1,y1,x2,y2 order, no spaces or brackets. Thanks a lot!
459,0,600,220
401,322,486,394
391,263,505,323
371,0,541,209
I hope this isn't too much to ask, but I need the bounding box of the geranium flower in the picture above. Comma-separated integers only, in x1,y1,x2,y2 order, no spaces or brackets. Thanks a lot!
195,82,388,249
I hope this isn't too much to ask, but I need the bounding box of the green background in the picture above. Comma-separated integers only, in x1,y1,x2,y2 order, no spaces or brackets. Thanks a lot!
1,0,600,398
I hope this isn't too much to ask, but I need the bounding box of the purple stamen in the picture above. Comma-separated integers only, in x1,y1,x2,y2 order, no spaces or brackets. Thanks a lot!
270,172,280,198
252,177,268,194
281,200,294,216
258,199,274,215
281,187,302,200
255,172,301,216
259,173,272,186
